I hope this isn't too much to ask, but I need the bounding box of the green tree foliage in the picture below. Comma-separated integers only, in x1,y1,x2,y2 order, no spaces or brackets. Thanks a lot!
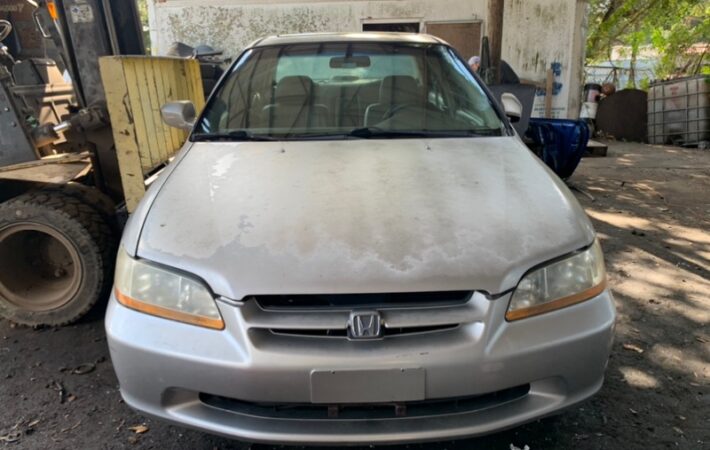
587,0,709,82
137,0,151,54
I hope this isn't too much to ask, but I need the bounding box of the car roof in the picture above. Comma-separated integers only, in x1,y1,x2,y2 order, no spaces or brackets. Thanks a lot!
251,32,447,48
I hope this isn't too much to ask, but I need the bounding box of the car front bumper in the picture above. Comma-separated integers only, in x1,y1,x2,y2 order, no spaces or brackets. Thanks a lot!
105,290,615,445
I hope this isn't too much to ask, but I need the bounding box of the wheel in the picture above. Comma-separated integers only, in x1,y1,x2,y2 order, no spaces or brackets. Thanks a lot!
0,191,116,326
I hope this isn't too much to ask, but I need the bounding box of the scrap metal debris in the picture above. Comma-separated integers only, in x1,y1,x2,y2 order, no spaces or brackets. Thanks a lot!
0,430,21,443
0,418,41,444
47,380,67,403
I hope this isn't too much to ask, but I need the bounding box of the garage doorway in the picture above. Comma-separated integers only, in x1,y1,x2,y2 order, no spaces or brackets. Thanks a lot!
362,22,420,33
425,21,482,60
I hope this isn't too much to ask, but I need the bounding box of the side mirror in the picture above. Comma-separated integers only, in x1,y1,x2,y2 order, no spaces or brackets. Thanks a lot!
161,101,196,130
500,93,522,123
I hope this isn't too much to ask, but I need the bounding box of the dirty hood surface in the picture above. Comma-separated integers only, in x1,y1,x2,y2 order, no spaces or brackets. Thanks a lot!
137,138,594,299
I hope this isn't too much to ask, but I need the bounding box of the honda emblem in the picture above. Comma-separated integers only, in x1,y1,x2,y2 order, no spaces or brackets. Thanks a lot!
348,311,382,339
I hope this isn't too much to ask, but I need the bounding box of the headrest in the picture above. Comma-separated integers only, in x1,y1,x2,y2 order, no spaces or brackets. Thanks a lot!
379,76,422,104
275,76,314,103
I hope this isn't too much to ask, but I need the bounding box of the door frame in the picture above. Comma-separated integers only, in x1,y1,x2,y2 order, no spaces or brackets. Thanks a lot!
423,19,484,54
361,17,424,33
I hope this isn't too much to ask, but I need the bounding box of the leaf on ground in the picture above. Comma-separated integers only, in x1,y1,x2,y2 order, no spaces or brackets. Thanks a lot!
623,343,644,353
509,445,530,450
129,424,149,434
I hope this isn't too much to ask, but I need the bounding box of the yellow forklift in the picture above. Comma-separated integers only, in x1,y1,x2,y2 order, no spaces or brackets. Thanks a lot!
0,0,204,326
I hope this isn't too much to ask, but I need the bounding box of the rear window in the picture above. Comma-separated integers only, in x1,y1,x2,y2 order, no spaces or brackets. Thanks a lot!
275,51,420,82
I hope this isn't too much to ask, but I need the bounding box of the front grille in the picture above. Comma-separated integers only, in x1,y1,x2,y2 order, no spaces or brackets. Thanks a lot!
254,291,473,310
270,324,459,338
239,291,485,341
200,384,530,420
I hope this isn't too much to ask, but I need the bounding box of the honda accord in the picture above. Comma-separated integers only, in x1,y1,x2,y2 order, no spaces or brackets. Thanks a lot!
106,32,615,445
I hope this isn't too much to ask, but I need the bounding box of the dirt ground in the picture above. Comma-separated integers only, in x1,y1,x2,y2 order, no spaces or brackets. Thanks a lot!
1,141,708,450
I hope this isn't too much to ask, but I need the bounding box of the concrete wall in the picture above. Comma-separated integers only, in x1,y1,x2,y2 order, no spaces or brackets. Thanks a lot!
502,0,588,118
148,0,587,118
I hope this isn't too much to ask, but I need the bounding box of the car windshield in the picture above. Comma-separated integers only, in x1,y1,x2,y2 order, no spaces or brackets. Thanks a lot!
194,42,506,140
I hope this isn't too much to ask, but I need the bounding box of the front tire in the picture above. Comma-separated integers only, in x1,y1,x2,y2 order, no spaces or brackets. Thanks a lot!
0,191,116,326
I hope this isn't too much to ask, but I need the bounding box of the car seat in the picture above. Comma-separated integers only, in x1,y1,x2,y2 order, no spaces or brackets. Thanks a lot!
262,76,329,130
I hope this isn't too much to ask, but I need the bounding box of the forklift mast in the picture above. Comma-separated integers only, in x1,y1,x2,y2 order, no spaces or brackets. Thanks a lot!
45,0,144,106
0,0,147,199
0,1,207,328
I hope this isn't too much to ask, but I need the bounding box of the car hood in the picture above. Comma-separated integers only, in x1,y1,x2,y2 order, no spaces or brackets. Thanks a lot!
136,137,594,299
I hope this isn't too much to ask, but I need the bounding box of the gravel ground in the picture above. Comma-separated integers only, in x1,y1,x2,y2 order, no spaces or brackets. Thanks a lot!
1,141,708,450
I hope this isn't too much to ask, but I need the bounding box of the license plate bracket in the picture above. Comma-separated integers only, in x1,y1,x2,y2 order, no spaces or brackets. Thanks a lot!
310,368,425,403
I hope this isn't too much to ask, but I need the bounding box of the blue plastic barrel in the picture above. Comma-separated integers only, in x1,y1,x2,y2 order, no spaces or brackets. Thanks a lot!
525,119,590,179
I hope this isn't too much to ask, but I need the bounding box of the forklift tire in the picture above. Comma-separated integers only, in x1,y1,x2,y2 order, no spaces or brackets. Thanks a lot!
42,183,119,233
0,190,116,326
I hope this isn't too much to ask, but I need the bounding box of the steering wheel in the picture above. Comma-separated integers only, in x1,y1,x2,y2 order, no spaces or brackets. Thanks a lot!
0,20,12,42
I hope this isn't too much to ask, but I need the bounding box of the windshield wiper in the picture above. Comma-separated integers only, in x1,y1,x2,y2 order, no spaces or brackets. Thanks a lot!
345,127,500,139
464,128,503,136
192,128,502,142
192,130,278,142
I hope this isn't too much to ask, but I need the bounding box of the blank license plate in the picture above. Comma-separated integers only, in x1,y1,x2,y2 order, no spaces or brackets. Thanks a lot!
310,368,425,403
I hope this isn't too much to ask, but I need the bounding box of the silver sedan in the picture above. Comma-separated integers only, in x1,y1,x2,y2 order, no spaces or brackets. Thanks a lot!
106,32,615,445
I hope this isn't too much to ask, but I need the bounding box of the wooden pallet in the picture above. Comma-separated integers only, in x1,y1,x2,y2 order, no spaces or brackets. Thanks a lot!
99,56,205,212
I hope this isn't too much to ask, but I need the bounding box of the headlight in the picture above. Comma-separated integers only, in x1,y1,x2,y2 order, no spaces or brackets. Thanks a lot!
506,240,607,321
114,249,224,330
